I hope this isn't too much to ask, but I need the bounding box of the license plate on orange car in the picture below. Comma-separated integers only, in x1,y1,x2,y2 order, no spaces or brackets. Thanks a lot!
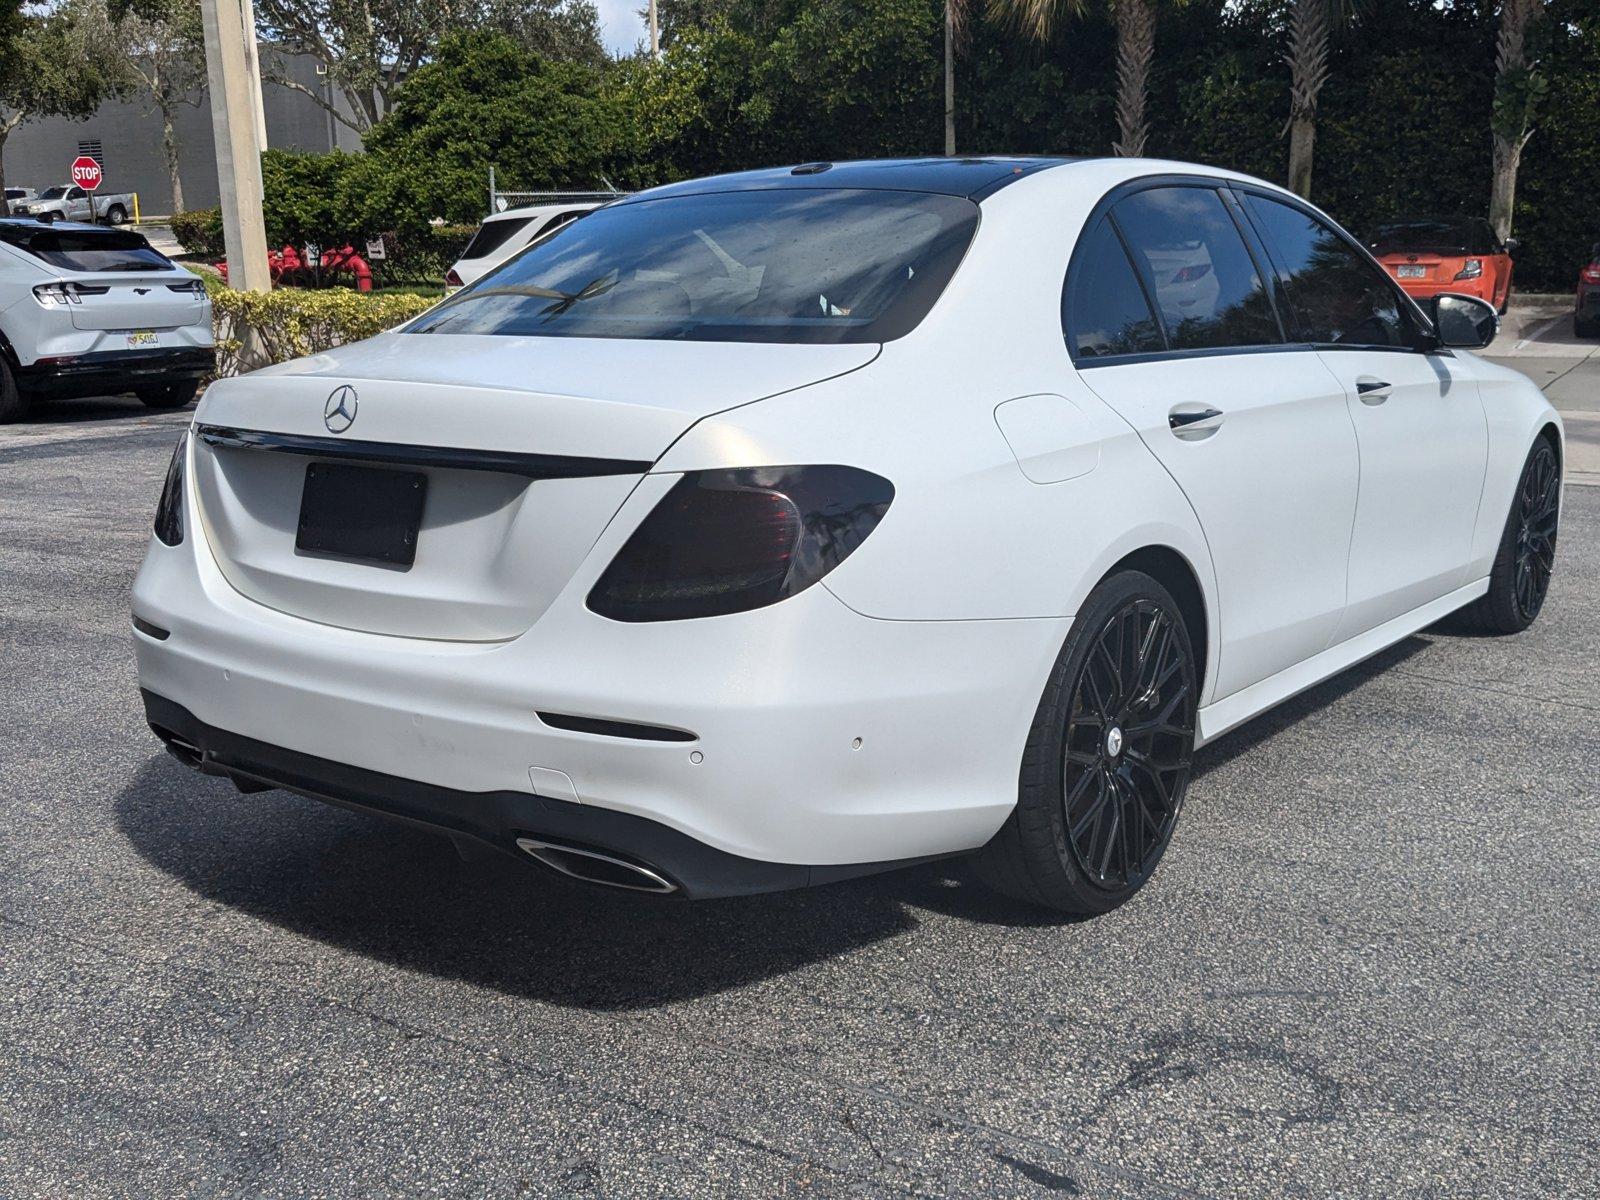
1397,265,1426,279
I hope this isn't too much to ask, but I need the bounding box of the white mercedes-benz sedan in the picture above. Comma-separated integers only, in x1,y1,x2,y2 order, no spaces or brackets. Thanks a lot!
132,158,1562,913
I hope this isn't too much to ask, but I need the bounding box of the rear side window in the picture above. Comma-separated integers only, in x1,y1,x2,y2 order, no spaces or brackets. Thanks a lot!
1245,195,1421,348
1111,187,1281,352
0,225,171,273
1064,217,1164,358
460,217,534,260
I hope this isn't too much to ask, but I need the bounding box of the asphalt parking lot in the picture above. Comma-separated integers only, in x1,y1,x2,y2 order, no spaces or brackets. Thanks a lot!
2,346,1598,1197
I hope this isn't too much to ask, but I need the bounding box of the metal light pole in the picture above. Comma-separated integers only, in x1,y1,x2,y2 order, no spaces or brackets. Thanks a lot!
944,0,955,155
199,0,271,296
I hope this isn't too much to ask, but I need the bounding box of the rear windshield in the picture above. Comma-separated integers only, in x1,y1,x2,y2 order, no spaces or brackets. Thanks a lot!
0,225,171,272
460,216,534,261
409,188,980,344
1369,218,1495,256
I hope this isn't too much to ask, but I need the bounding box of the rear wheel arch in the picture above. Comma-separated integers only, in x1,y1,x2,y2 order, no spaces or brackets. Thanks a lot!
1538,421,1562,467
1099,545,1210,696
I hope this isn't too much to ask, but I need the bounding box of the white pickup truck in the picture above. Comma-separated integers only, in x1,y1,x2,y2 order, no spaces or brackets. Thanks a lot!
17,184,135,225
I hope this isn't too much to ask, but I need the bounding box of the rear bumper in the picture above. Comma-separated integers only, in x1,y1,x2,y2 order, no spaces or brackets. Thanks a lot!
1576,286,1600,322
142,690,944,898
17,347,214,397
130,477,1067,876
1391,277,1493,302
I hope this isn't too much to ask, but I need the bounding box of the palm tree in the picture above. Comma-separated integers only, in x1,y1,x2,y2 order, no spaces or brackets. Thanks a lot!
1489,0,1547,243
991,0,1158,157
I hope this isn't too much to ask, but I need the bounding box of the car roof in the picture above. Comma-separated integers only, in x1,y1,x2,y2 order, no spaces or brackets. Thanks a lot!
0,217,114,233
617,157,1082,205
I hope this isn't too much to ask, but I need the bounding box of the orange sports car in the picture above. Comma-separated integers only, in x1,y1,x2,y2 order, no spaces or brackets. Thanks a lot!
1368,216,1517,313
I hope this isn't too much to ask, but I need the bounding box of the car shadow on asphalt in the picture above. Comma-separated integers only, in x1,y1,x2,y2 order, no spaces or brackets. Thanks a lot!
114,636,1433,1010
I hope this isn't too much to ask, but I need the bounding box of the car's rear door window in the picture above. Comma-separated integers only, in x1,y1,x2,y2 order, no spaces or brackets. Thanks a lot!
409,188,980,344
1244,194,1422,348
1063,217,1165,358
1110,186,1282,352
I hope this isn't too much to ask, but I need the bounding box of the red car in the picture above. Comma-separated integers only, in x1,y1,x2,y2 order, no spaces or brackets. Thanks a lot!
1576,242,1600,338
1369,216,1516,313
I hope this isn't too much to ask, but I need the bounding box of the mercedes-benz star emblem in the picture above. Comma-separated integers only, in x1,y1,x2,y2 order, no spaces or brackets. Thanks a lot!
323,385,358,434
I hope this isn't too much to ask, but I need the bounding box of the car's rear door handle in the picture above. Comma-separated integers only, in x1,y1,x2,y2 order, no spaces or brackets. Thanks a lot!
1356,378,1392,404
1168,405,1224,441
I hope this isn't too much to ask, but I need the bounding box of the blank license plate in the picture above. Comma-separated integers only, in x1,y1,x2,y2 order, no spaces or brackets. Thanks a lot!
295,462,427,568
1396,265,1426,279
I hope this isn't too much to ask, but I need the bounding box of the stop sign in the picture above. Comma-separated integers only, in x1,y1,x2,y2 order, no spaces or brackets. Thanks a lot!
70,155,103,191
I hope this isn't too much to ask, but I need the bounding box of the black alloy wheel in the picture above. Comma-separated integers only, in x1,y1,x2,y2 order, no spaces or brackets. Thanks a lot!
1453,436,1561,635
1512,440,1560,623
1062,598,1195,892
975,570,1199,914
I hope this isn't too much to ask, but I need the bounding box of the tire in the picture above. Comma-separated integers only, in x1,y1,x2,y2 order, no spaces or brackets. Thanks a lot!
0,356,28,423
974,570,1199,914
1576,316,1600,340
1452,437,1560,635
136,379,200,410
105,204,127,226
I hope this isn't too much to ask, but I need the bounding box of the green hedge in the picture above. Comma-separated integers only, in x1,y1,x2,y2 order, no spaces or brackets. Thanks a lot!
196,272,438,376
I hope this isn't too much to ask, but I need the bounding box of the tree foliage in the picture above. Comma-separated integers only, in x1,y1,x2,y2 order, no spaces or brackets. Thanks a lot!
254,0,608,131
0,0,127,192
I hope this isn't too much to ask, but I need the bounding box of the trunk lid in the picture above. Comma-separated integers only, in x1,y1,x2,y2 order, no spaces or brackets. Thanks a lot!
67,273,207,331
191,332,878,641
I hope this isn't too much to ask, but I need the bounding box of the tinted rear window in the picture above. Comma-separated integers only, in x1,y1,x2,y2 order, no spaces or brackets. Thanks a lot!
410,189,980,344
460,216,534,260
0,225,171,272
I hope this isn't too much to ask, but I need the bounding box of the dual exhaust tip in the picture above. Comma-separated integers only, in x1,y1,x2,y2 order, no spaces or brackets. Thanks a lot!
153,720,679,896
515,837,679,895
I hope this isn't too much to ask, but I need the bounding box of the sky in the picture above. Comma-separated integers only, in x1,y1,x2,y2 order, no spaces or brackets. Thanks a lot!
596,0,646,56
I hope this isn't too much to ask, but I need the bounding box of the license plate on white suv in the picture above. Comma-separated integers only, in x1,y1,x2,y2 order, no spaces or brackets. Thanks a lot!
1396,265,1426,279
125,329,158,347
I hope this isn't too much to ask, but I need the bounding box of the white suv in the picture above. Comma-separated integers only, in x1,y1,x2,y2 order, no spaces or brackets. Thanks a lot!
444,202,599,292
0,218,214,422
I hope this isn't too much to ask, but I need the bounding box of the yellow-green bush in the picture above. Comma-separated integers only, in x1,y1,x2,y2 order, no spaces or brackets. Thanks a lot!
197,273,438,376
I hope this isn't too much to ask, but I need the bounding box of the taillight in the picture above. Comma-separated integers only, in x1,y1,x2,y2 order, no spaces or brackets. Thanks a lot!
1171,263,1212,283
33,281,109,306
1582,263,1600,284
1454,258,1483,281
153,433,186,546
166,278,206,295
587,466,893,621
445,267,464,288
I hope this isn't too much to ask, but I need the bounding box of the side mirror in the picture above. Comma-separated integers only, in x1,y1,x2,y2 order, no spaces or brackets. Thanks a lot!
1503,237,1520,255
1428,293,1498,350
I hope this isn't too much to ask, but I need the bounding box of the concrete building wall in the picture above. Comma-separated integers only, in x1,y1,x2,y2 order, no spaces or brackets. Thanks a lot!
2,51,364,217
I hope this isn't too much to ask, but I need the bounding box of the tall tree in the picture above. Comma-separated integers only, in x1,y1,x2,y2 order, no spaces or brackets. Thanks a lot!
78,0,206,213
1489,0,1546,241
254,0,608,133
1283,0,1345,199
0,3,122,196
991,0,1158,156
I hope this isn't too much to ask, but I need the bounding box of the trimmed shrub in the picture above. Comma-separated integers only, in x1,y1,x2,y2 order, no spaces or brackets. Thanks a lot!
197,273,438,376
170,208,225,257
